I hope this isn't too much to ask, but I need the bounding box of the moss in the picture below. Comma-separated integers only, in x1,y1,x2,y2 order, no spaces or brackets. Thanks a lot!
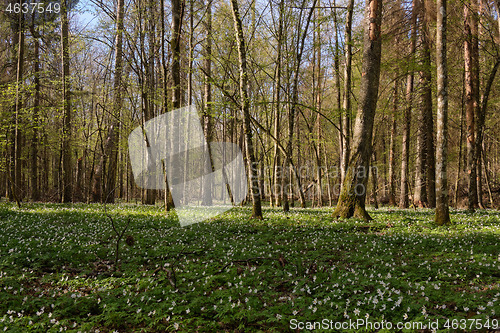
435,206,451,225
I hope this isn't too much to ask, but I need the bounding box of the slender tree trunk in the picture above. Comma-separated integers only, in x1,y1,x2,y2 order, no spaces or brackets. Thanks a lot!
183,0,194,205
230,0,262,219
332,0,383,220
400,0,417,209
202,0,213,206
341,0,354,188
272,0,284,207
161,0,169,211
371,153,378,209
105,0,125,203
464,0,479,210
91,0,124,203
477,148,484,207
482,147,494,208
413,120,427,206
422,13,435,207
30,19,40,201
283,0,316,212
324,145,333,206
454,86,465,207
414,6,434,208
314,3,323,207
144,0,156,205
271,0,285,207
476,58,500,206
11,6,24,203
388,78,397,206
61,0,72,203
333,4,342,199
435,0,451,225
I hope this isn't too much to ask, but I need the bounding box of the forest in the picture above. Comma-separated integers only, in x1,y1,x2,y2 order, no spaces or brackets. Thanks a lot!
1,0,500,221
0,0,499,331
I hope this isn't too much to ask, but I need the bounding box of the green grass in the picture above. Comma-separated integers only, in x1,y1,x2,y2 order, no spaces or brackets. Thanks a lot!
0,203,499,332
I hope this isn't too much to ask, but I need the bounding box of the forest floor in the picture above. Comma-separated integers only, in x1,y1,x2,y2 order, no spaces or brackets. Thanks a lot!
0,203,499,332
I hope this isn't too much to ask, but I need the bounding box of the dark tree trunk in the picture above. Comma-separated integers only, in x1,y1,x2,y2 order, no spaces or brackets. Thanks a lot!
61,0,72,203
272,0,284,207
388,78,397,206
30,21,40,201
464,0,479,210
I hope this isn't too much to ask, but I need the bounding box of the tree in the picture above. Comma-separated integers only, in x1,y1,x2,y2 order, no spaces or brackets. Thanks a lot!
464,0,479,210
332,0,383,220
201,0,213,206
61,0,72,203
435,0,451,225
91,0,125,203
164,0,183,210
30,18,40,201
11,1,24,204
272,0,284,207
399,0,417,209
230,0,262,219
282,0,316,212
340,0,354,188
414,0,435,208
388,78,397,206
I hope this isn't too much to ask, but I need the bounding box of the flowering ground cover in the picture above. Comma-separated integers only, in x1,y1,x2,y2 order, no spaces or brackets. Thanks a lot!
0,203,498,332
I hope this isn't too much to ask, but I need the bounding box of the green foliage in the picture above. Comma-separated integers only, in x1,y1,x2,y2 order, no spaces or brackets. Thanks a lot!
0,203,498,332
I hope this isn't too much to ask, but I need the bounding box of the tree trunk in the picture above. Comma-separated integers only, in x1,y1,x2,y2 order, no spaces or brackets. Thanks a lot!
476,58,500,206
413,118,427,207
90,0,125,203
454,86,465,207
371,154,378,209
314,3,323,207
105,0,125,204
11,7,23,202
400,0,417,209
183,0,194,206
161,0,169,211
61,0,72,203
435,0,451,225
332,0,383,220
230,0,263,219
10,6,24,204
15,8,24,202
272,1,283,207
388,78,397,206
202,0,213,206
464,0,479,210
421,12,435,208
340,0,354,188
414,5,434,208
30,20,40,201
143,0,156,205
283,0,316,212
333,3,342,202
